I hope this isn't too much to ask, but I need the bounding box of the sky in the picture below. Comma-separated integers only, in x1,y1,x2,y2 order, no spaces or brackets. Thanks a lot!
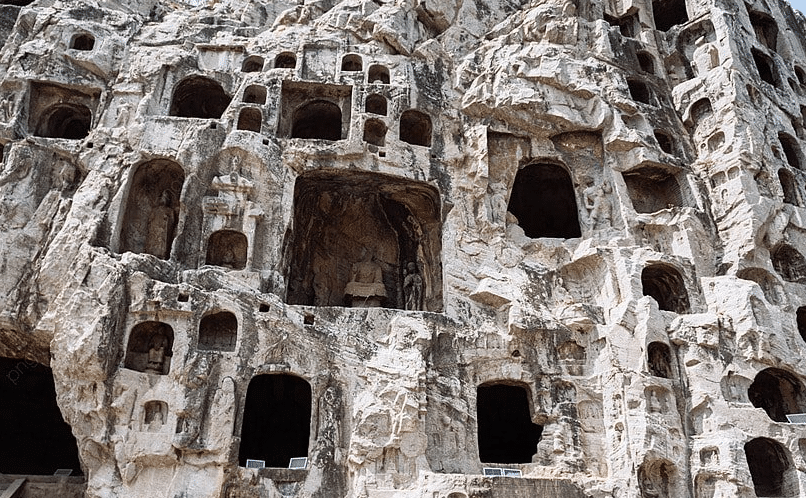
790,0,806,14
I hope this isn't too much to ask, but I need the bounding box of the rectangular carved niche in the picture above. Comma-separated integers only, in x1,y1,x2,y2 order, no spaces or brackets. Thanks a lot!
278,81,352,140
284,169,443,311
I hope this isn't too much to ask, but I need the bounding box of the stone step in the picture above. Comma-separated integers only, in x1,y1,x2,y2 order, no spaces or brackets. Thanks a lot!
0,478,25,498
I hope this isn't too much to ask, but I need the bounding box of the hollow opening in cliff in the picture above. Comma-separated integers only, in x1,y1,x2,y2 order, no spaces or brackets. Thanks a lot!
638,460,676,498
752,48,777,87
119,159,184,259
198,311,237,351
605,12,639,38
399,110,432,147
507,162,581,239
124,321,174,375
36,103,92,139
243,85,267,105
637,51,656,74
652,0,688,31
798,307,806,343
70,33,94,51
647,342,673,378
242,56,264,72
748,368,806,422
778,169,800,206
778,132,803,170
366,94,387,115
641,263,690,313
748,9,778,53
275,52,297,68
622,165,684,213
363,118,386,146
771,244,806,284
745,438,797,497
280,81,351,140
368,64,390,84
206,229,248,269
237,108,262,132
796,67,806,86
169,76,231,119
477,383,542,464
284,170,443,311
291,100,342,140
239,374,311,468
627,79,653,105
0,358,82,475
341,54,362,71
688,98,713,130
654,130,674,153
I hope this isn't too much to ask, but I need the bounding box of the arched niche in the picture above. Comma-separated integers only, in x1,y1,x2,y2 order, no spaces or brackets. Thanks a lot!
748,368,806,422
341,54,362,71
476,382,542,464
771,243,806,284
796,66,806,86
169,76,232,119
622,165,683,213
35,103,92,139
274,52,296,69
243,85,266,105
365,94,387,115
778,168,800,205
206,229,247,269
752,48,778,87
291,100,342,140
654,130,674,154
508,162,581,238
652,0,688,31
0,358,82,475
238,374,311,468
748,10,778,53
745,438,798,497
687,98,713,131
399,109,432,147
70,33,94,51
637,51,656,74
124,321,174,375
647,342,673,378
638,459,677,498
119,159,184,259
198,311,237,352
242,55,264,73
368,64,390,84
143,400,167,431
284,170,443,311
641,263,690,313
778,132,803,170
797,306,806,343
237,108,262,132
627,78,653,105
363,118,386,146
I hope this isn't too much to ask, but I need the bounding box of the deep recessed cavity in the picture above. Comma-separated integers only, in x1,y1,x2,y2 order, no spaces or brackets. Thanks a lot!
239,374,311,468
0,358,82,475
170,76,232,119
507,162,581,239
748,368,806,422
641,263,690,313
476,383,542,464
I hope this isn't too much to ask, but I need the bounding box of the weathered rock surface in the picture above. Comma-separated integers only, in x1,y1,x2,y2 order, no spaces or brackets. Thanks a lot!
2,0,806,497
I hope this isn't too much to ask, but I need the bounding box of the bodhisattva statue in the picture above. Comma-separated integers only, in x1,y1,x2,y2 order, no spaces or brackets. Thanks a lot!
144,190,176,259
344,250,386,307
403,261,423,311
146,333,168,374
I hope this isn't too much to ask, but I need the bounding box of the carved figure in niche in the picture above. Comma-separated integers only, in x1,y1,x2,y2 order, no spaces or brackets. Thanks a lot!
344,249,387,307
146,333,168,374
55,160,76,192
144,401,167,432
638,462,670,498
403,262,423,311
584,182,612,230
488,184,509,226
115,102,133,128
144,190,176,259
1,96,13,122
692,37,719,75
648,390,662,413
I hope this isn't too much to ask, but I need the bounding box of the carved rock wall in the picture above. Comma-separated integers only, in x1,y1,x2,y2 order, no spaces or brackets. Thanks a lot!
1,0,806,497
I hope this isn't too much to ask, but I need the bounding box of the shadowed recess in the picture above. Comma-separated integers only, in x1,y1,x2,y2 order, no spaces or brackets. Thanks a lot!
477,383,542,464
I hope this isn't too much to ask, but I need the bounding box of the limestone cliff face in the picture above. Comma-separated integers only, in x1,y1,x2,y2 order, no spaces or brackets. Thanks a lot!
1,0,806,497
